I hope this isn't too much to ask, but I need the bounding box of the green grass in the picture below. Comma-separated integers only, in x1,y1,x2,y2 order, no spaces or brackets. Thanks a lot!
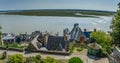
57,59,68,63
3,43,27,49
0,54,6,63
76,47,83,51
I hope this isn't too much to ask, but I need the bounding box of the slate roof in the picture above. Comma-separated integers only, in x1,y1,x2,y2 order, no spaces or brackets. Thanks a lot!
69,23,85,41
2,33,15,40
83,31,92,38
46,35,65,51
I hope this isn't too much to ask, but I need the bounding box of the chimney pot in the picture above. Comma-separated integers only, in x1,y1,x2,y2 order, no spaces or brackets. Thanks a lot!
94,28,96,32
84,29,87,32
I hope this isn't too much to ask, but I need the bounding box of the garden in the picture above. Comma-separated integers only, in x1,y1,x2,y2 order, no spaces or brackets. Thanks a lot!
0,54,83,63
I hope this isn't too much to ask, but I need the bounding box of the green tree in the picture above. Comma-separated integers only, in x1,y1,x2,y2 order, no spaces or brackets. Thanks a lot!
0,31,2,41
0,29,2,46
111,3,120,46
35,55,41,60
118,2,120,8
9,54,24,63
43,57,58,63
1,51,7,59
25,57,32,63
69,42,76,53
68,57,83,63
90,31,111,54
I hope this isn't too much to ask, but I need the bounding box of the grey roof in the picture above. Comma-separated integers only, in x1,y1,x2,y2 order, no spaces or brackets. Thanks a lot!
46,35,65,51
2,33,15,40
69,23,85,41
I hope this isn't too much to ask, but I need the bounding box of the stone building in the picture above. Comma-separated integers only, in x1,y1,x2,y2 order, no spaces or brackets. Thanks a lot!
63,23,86,42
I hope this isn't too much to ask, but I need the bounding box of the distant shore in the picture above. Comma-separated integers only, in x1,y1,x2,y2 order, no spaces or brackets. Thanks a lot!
0,9,115,18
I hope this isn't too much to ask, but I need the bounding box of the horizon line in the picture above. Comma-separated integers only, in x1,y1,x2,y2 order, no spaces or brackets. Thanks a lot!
0,9,116,12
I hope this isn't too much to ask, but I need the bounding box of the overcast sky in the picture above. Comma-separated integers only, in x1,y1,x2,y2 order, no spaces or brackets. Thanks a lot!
0,0,119,11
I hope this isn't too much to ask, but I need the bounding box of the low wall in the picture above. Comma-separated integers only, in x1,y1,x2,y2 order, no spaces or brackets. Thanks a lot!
8,47,24,52
0,46,70,55
0,46,6,50
0,46,24,52
25,49,70,55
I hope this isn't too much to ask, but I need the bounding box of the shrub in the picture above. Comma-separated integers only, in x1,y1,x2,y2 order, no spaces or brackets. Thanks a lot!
76,47,83,51
90,31,112,54
25,57,32,63
9,43,18,48
9,54,24,63
69,42,75,53
35,55,41,60
1,51,7,59
68,57,83,63
43,57,58,63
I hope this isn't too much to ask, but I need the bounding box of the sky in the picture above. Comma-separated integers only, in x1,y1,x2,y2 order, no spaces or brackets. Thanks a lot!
0,0,119,11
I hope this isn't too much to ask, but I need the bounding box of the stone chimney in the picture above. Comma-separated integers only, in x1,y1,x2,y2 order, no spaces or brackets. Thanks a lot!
84,29,87,32
64,34,67,41
55,32,59,36
94,28,96,32
43,33,48,46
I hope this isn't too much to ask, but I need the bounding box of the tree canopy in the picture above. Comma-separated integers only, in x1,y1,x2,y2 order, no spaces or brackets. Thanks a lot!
118,2,120,8
111,4,120,46
0,26,1,29
68,57,83,63
9,54,24,63
43,57,58,63
90,31,111,53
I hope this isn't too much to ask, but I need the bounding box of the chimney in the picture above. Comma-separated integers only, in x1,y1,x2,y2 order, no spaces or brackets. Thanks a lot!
55,32,59,36
94,28,96,32
26,32,27,34
84,29,87,32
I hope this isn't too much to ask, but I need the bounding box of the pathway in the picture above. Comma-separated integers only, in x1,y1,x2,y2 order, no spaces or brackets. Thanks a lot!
0,49,109,63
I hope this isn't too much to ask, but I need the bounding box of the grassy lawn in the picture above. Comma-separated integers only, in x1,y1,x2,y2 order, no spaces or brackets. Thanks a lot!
0,54,6,63
1,43,27,49
57,59,68,63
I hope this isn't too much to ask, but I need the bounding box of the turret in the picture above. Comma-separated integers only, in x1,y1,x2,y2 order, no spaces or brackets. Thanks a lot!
84,28,87,32
94,28,97,32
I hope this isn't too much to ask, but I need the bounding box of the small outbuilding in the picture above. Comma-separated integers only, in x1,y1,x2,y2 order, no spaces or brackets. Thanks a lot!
88,43,102,56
